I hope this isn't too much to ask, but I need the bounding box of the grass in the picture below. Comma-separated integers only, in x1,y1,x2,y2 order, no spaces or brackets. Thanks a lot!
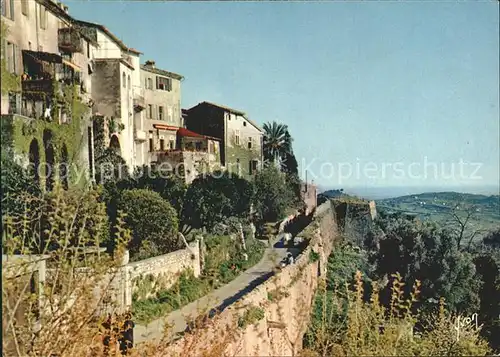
237,305,265,329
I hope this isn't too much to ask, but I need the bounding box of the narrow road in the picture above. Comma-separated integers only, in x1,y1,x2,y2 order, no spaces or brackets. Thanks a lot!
134,245,294,343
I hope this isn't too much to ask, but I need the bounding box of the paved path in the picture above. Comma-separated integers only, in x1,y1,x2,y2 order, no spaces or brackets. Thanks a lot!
134,245,296,343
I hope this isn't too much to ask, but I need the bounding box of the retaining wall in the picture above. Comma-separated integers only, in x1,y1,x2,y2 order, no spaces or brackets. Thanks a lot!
165,200,338,356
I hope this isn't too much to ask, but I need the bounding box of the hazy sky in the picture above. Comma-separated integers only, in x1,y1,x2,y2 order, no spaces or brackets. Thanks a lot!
70,1,499,191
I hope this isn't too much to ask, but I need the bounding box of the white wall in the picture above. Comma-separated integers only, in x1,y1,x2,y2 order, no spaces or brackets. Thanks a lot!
93,31,122,59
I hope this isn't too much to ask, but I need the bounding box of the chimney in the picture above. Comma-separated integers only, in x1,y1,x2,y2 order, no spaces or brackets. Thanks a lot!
144,60,156,69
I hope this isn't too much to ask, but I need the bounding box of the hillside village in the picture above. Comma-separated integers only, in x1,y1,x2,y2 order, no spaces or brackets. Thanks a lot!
2,1,500,357
1,0,272,184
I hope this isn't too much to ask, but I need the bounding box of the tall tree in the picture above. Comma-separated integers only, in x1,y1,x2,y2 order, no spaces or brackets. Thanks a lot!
263,121,292,166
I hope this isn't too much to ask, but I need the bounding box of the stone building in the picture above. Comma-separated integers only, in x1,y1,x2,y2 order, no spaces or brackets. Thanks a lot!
74,19,142,172
155,127,221,184
184,101,264,179
1,0,98,189
136,60,183,166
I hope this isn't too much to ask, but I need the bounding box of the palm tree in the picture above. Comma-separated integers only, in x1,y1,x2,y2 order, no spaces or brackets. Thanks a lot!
263,121,292,167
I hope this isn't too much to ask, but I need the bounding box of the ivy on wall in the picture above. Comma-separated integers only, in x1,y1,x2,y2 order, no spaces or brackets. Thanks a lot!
2,83,90,189
0,20,21,95
226,133,261,179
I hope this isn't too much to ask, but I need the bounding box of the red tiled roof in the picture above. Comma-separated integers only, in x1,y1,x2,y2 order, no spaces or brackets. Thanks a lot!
177,127,221,141
177,127,204,138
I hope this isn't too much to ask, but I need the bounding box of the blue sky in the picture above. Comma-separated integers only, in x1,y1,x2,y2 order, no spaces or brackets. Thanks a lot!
69,1,499,192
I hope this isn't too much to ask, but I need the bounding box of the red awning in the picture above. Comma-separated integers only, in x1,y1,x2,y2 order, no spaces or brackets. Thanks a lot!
153,124,178,131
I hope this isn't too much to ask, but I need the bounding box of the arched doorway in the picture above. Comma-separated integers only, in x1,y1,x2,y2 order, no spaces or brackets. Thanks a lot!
109,135,121,155
60,144,69,190
43,129,55,191
28,139,40,184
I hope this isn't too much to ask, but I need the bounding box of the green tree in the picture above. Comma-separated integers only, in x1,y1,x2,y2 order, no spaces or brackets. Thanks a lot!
128,165,187,214
263,121,292,165
365,214,481,315
181,171,253,232
117,189,179,260
0,155,41,219
94,148,129,185
253,165,295,222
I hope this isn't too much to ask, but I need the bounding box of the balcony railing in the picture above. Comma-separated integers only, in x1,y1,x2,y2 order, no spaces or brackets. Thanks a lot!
22,79,55,99
58,28,83,53
133,95,145,112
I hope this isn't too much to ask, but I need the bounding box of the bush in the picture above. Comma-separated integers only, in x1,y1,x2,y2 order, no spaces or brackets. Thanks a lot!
303,271,491,356
0,154,41,218
2,186,130,357
117,189,179,260
238,305,265,329
133,270,212,325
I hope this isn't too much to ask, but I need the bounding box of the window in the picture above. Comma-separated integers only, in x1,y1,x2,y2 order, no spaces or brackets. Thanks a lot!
247,137,253,149
8,93,19,114
5,42,16,73
159,139,165,151
149,131,154,152
127,75,130,89
147,105,153,119
236,158,241,175
234,130,240,146
122,72,126,88
156,76,172,91
151,104,157,119
249,160,258,175
2,0,14,19
87,42,90,58
147,77,153,90
158,106,164,120
39,5,47,29
195,142,202,151
169,140,175,149
21,0,29,16
243,121,247,127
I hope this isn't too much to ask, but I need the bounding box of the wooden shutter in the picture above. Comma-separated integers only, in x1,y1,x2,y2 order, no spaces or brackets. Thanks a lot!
9,0,14,19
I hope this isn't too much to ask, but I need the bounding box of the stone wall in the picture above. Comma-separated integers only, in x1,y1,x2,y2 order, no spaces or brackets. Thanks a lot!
126,241,201,302
164,201,338,356
157,150,219,184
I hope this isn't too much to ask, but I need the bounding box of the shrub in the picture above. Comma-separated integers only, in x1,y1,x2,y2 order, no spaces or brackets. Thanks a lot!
0,154,41,218
238,305,265,329
303,271,491,357
309,250,320,263
2,186,130,357
117,189,179,260
133,270,212,325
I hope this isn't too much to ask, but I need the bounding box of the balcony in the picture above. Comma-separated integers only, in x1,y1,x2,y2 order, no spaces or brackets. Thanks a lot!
22,79,55,99
58,28,83,53
133,92,145,112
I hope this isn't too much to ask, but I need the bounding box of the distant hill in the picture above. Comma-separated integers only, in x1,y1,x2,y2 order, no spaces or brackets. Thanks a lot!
377,192,500,237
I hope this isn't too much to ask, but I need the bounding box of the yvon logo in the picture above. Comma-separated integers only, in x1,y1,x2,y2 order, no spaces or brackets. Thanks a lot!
454,313,479,341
